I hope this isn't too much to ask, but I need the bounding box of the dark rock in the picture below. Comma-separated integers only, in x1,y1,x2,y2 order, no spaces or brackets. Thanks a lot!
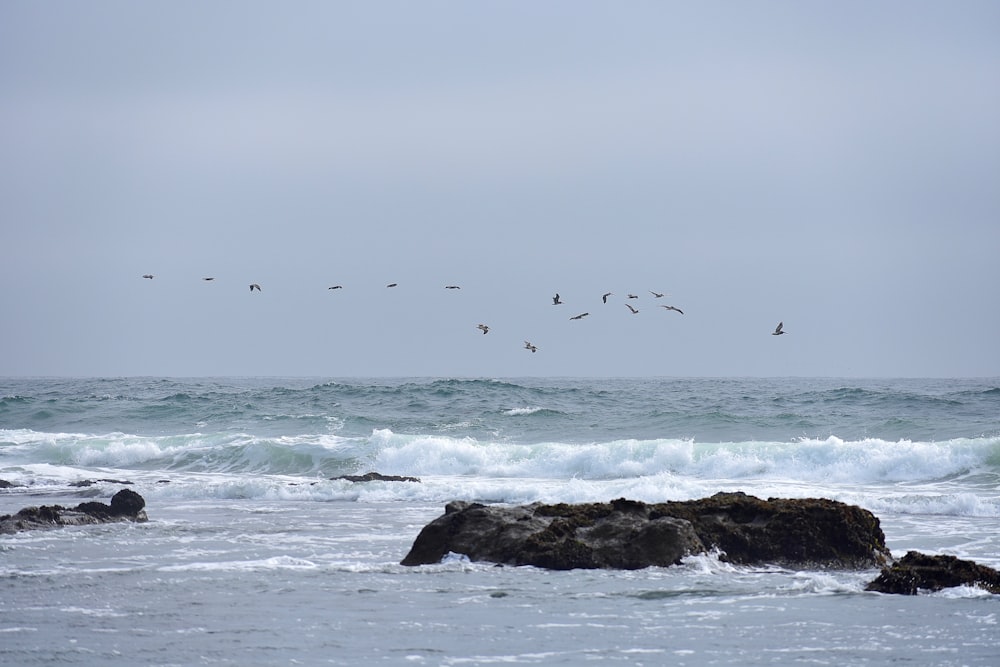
331,472,421,483
0,489,148,535
866,551,1000,595
0,479,20,489
69,478,134,487
401,492,890,570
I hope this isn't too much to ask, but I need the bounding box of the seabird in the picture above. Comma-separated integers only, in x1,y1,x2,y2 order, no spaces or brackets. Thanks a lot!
626,304,639,314
602,292,612,303
524,341,538,353
570,312,589,320
477,324,490,335
445,285,461,289
552,293,563,305
203,277,215,281
627,293,638,299
650,291,667,298
772,322,786,336
249,283,261,292
142,274,154,279
386,283,398,288
660,305,684,314
328,285,343,290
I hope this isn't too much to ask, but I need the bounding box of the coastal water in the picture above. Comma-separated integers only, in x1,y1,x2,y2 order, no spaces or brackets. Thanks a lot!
2,377,999,665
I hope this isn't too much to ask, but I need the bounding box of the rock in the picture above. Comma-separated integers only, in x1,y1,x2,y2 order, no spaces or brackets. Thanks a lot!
0,479,20,489
401,492,890,570
0,489,148,534
330,472,421,483
865,551,1000,595
69,478,134,487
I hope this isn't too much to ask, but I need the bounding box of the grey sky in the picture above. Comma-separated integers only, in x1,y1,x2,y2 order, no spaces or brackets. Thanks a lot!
1,1,997,377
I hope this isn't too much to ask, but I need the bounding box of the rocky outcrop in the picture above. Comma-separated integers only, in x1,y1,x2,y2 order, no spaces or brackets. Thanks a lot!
330,472,420,483
866,551,1000,595
0,489,147,534
401,492,890,570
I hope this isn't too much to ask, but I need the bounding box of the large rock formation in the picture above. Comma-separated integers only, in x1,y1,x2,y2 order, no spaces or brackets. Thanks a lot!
401,492,891,570
0,489,147,534
866,551,1000,595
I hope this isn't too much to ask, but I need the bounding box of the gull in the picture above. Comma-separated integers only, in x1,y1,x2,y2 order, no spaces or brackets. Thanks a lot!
660,305,684,314
328,285,343,290
570,312,589,320
445,285,461,289
626,304,639,314
552,293,563,305
524,341,538,353
386,283,398,288
627,293,638,299
142,274,154,279
249,283,261,292
650,290,668,298
602,292,612,303
477,324,490,335
772,322,786,336
203,277,215,281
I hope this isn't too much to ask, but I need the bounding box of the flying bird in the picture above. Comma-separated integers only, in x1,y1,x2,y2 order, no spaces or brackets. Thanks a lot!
552,293,563,305
524,341,538,353
203,277,215,282
328,285,343,290
142,274,154,279
570,312,589,320
660,305,684,314
650,291,668,298
627,293,638,299
249,283,261,292
445,285,461,289
477,324,490,335
602,292,612,303
626,304,639,314
772,322,786,336
386,283,398,288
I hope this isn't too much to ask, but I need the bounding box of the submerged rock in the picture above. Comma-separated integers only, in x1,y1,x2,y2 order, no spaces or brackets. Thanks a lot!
866,551,1000,595
401,492,890,570
0,489,147,535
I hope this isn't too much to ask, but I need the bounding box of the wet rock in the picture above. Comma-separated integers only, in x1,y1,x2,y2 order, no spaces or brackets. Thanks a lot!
866,551,1000,595
331,472,421,483
0,489,147,534
401,492,890,570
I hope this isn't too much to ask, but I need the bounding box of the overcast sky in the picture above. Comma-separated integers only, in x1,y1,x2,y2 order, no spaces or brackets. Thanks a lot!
1,1,997,378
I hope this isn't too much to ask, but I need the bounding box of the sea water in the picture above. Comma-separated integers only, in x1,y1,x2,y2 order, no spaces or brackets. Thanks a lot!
1,377,998,665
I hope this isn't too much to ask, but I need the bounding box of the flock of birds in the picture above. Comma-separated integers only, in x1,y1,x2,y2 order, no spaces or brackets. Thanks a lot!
140,274,787,351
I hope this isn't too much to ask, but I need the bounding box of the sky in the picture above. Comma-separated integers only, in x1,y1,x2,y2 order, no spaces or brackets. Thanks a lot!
1,1,998,378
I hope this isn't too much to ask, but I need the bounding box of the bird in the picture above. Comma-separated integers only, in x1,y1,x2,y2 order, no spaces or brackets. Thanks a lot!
203,277,215,282
445,285,461,289
627,293,638,299
772,322,786,336
660,305,684,314
626,304,639,314
524,341,538,353
552,293,563,305
142,274,154,279
477,324,490,335
386,283,398,288
249,283,261,292
602,292,612,303
328,285,343,290
570,312,589,320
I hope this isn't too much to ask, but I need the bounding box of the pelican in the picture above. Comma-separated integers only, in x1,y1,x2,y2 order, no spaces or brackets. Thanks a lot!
552,293,563,305
772,322,786,336
650,290,667,298
142,274,154,279
570,312,589,320
626,304,639,314
602,292,612,303
524,341,538,353
249,283,261,292
660,305,683,314
477,324,490,335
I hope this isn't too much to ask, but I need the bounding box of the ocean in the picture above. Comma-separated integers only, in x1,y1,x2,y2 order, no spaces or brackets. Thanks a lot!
1,376,998,666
